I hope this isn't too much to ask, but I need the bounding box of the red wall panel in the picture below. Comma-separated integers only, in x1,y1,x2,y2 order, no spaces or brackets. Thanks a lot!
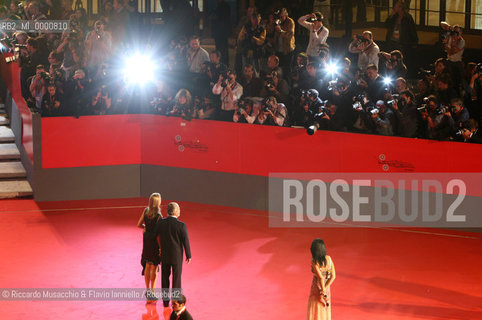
41,115,142,167
41,115,482,174
0,56,33,161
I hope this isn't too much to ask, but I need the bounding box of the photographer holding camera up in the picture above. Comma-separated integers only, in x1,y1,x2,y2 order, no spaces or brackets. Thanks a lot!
256,96,287,126
428,98,469,140
56,28,83,80
233,98,258,124
237,13,266,74
212,70,243,121
272,8,295,78
440,21,465,86
41,82,64,117
297,11,328,65
260,71,290,104
28,64,50,112
85,20,112,81
348,31,379,73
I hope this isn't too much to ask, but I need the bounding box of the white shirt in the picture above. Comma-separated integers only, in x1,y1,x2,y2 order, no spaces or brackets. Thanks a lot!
212,82,243,111
348,40,380,72
297,14,329,57
186,47,210,73
447,36,465,62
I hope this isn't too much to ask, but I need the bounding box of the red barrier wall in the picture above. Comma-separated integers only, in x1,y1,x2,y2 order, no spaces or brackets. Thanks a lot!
42,114,482,174
0,56,33,162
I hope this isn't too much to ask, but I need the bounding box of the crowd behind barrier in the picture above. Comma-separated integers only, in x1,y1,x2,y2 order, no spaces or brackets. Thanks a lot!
1,0,481,143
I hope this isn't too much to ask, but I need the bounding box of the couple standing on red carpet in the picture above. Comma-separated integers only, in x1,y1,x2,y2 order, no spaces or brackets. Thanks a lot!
137,193,193,319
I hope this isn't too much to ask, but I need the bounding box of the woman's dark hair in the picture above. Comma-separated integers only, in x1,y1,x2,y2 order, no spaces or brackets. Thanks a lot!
310,238,327,267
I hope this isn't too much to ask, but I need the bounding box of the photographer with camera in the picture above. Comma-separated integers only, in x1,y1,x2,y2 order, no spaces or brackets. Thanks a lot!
378,50,407,79
299,62,328,98
358,64,385,103
440,21,465,86
238,64,262,98
256,96,287,126
351,94,375,134
64,68,91,117
294,91,315,127
290,53,309,91
305,98,342,135
367,100,394,136
29,64,50,112
6,1,23,20
237,13,266,74
186,35,210,75
90,85,111,115
41,82,64,117
193,96,216,120
328,76,358,130
26,1,47,21
449,98,470,130
56,28,83,80
206,50,228,88
389,90,419,137
417,95,444,139
18,37,47,100
233,98,258,124
455,119,482,143
272,8,295,78
297,12,329,65
260,70,290,105
212,70,243,121
384,0,418,66
430,98,469,140
465,63,482,120
48,62,66,94
348,31,379,72
435,74,459,106
85,20,112,81
166,88,193,119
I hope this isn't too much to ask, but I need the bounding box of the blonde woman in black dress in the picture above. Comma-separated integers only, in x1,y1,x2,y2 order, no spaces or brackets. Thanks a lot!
137,193,163,300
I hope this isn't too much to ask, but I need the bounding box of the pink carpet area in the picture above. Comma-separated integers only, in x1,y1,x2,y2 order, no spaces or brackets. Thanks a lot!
0,198,481,319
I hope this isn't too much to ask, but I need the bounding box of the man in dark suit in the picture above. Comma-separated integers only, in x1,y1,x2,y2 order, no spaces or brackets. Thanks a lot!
170,294,193,320
158,202,192,307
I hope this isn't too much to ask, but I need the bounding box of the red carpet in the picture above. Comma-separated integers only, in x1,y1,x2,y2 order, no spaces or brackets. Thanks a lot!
0,198,481,319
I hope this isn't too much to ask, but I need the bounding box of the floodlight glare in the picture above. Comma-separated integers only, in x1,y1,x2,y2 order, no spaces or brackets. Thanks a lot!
123,54,156,85
326,62,339,75
383,77,393,86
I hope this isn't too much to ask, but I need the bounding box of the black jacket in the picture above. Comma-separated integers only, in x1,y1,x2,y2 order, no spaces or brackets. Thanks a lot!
157,216,191,265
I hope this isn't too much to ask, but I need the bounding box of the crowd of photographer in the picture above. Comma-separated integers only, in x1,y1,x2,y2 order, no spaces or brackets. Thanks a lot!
0,0,481,143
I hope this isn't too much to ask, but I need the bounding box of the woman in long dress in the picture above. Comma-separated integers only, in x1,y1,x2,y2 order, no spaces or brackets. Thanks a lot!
307,238,336,320
137,193,163,301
